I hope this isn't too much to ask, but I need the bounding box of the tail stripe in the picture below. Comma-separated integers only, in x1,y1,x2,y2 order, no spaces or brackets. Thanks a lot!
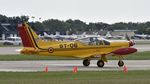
18,23,48,50
27,25,47,50
24,26,35,47
18,24,35,48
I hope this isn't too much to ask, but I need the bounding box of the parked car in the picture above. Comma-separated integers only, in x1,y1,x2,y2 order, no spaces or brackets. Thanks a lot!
3,37,22,45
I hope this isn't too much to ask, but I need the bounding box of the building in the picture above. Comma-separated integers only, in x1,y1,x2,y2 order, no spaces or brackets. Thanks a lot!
111,30,137,37
0,23,18,40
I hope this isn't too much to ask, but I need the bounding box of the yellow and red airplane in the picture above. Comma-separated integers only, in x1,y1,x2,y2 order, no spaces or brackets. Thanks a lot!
17,22,137,67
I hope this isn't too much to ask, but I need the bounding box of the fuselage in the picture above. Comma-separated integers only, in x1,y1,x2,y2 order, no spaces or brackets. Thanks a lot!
21,39,131,58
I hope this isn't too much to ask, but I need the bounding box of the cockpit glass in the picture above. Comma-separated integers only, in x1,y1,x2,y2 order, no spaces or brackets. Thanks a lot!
76,37,110,46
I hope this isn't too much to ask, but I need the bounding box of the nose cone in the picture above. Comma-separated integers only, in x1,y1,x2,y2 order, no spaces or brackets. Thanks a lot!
127,47,137,53
112,48,137,55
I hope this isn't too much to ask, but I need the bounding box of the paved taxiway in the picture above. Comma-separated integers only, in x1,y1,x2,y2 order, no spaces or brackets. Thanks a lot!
0,47,21,55
134,45,150,52
0,60,150,72
0,44,150,55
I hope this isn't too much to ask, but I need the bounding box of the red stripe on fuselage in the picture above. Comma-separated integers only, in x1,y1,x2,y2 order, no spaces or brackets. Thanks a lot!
111,48,137,55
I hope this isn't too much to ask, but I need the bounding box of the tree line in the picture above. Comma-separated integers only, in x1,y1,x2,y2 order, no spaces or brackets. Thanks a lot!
0,14,150,35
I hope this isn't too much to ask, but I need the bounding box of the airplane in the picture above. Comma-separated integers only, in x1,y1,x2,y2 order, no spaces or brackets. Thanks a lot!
43,32,78,40
133,34,150,39
43,31,101,40
17,22,137,67
104,31,124,39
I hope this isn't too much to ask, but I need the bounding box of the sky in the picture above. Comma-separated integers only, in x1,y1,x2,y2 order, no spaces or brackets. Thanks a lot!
0,0,150,24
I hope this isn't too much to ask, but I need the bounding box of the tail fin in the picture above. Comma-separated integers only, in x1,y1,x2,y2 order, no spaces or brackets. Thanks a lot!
17,22,39,48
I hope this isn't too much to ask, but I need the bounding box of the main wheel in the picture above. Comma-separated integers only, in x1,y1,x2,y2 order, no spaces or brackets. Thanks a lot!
118,60,124,67
83,59,90,67
97,60,104,67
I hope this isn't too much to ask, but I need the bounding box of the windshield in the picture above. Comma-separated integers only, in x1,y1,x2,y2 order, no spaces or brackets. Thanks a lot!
76,37,110,46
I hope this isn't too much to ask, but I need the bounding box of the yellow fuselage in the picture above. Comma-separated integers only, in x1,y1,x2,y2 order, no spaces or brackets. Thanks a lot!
21,40,129,58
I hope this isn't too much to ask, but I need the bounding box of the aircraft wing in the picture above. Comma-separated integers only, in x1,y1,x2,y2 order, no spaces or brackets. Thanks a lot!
73,51,110,58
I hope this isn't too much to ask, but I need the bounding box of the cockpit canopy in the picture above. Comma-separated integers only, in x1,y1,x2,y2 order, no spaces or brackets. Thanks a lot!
76,37,110,46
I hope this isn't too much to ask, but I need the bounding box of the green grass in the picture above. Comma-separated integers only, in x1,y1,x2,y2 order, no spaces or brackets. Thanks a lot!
0,71,150,84
0,51,150,60
0,43,22,47
135,40,150,45
125,51,150,60
108,51,150,60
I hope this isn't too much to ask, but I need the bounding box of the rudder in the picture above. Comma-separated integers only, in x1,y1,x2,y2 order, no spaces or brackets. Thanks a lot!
17,23,38,48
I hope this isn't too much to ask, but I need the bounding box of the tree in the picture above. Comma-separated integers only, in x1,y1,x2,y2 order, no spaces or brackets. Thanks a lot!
66,19,87,33
43,19,68,34
0,14,8,23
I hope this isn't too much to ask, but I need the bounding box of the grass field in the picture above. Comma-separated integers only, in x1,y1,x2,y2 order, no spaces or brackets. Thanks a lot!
108,51,150,60
0,71,150,84
0,42,21,47
0,51,150,60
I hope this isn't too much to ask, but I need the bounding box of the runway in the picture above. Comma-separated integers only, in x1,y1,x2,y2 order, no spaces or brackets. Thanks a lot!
134,45,150,52
0,60,150,72
0,44,150,55
0,47,21,55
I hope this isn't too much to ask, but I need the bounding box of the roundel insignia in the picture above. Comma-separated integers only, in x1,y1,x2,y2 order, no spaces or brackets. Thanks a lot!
48,47,54,53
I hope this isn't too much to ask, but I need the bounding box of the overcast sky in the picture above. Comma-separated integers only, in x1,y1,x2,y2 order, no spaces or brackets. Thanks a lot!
0,0,150,23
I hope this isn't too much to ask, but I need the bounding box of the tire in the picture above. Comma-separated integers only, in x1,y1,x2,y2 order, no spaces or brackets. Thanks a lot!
97,60,104,67
83,59,90,67
118,60,124,67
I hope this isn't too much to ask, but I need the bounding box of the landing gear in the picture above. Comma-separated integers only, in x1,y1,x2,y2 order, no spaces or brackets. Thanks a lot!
82,57,124,68
83,59,90,66
118,60,124,67
97,60,105,67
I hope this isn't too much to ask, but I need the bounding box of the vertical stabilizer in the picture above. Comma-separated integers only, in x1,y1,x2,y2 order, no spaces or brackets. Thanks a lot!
17,23,38,48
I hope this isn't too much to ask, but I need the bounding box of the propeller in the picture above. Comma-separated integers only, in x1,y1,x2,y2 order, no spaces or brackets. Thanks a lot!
125,33,135,47
125,33,130,41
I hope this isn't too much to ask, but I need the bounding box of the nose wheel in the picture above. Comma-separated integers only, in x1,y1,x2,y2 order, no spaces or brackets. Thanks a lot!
83,59,90,66
97,60,104,67
118,60,124,67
